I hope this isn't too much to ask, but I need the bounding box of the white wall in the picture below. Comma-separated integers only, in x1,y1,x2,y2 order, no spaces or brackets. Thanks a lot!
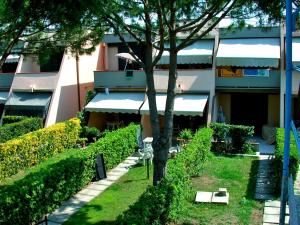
107,46,118,71
45,47,100,127
45,52,78,126
17,55,40,73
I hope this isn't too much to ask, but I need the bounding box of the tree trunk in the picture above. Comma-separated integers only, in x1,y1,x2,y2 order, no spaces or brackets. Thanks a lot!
153,31,178,185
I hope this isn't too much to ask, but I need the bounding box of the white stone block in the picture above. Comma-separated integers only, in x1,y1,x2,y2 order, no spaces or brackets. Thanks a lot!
195,191,213,203
211,192,229,204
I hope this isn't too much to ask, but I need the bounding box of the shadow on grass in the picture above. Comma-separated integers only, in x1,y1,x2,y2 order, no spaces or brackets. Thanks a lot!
246,159,259,199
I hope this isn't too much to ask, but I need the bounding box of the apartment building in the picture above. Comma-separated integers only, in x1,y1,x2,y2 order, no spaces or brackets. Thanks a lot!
86,25,297,137
1,44,103,126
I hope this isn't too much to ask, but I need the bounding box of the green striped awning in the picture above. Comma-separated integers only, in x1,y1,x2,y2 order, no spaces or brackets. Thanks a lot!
5,92,52,117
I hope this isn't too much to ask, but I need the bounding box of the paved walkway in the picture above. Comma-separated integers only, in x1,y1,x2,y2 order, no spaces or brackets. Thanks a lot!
254,138,299,225
47,156,139,225
255,155,276,200
294,169,300,223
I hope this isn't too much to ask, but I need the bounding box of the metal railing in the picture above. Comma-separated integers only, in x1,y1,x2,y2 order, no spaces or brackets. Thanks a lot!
280,1,300,224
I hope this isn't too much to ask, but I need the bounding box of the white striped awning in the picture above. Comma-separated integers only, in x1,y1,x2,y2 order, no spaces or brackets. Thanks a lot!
85,92,145,114
216,38,280,67
140,94,208,116
293,38,300,66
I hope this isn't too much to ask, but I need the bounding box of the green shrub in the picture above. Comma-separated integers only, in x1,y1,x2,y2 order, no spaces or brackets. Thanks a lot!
210,123,254,154
274,128,299,194
182,128,212,177
179,129,193,140
230,125,254,153
0,124,138,224
80,126,101,143
118,128,212,225
2,115,28,125
0,117,43,143
0,118,81,181
210,123,230,143
88,124,138,170
210,123,230,153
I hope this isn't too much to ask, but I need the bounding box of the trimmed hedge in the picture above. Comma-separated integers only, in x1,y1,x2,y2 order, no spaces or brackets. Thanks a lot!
230,125,254,153
117,128,213,225
0,118,81,181
2,115,28,125
0,117,43,144
274,128,299,194
210,123,254,153
0,124,138,224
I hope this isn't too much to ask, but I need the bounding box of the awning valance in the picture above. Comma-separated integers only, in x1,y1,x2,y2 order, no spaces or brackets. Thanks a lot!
293,38,300,66
140,94,208,116
158,40,214,65
5,92,52,117
0,92,9,104
85,92,145,114
216,38,280,67
5,55,20,63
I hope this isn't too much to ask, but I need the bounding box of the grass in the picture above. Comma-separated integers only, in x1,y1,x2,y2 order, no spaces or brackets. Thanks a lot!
64,155,262,225
176,156,263,225
63,164,153,225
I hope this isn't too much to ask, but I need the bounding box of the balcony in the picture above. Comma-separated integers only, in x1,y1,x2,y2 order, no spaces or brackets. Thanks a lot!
0,73,14,90
11,72,59,91
94,69,215,93
94,70,146,89
215,70,281,90
154,69,215,92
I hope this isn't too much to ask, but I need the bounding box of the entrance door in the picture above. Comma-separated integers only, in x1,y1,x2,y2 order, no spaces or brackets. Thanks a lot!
231,93,268,135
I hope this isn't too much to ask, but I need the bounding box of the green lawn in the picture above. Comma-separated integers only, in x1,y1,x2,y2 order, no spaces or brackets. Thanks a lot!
176,156,263,225
63,164,153,225
64,156,262,225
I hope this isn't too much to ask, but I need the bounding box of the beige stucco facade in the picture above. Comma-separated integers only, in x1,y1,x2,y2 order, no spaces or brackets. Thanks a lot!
6,44,102,127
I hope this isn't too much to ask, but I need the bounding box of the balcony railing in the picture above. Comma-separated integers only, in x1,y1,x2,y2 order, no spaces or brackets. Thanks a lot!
215,71,280,89
94,70,146,89
11,72,59,91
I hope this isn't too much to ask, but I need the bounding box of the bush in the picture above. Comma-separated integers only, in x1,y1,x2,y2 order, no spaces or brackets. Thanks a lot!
230,125,254,153
182,128,212,177
210,123,230,153
210,123,230,143
274,128,299,194
2,115,28,125
0,117,43,144
210,123,254,154
0,124,138,224
0,118,81,181
118,128,213,225
88,124,138,170
179,129,193,140
80,126,101,143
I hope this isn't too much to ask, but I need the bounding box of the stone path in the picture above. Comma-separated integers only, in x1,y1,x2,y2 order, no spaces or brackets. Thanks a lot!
263,200,289,225
255,155,276,200
47,156,139,225
294,170,300,224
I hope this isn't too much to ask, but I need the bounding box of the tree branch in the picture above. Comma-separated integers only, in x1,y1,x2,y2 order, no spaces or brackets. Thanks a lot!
106,18,145,68
177,0,238,50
